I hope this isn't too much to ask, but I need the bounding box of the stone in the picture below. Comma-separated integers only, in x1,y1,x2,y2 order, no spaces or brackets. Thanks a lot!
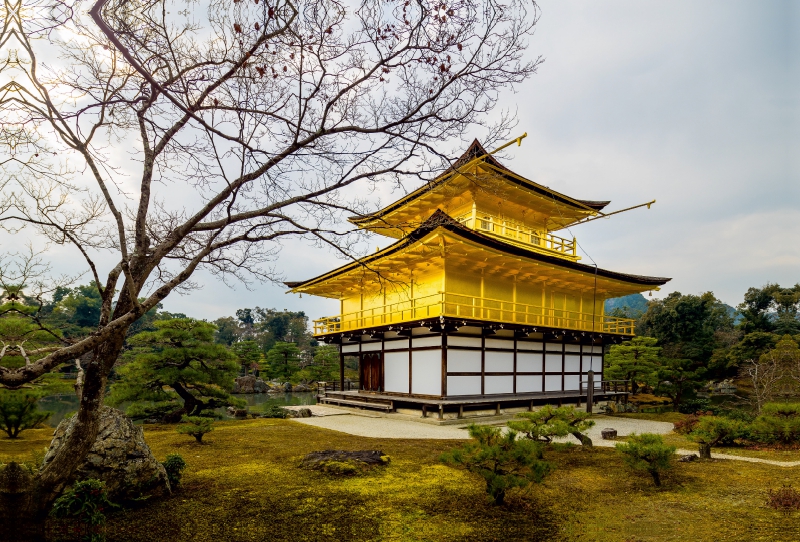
293,408,312,418
233,375,257,394
282,382,293,392
601,428,618,440
679,454,699,463
233,408,248,418
293,383,311,393
42,407,170,502
301,450,389,475
253,379,269,393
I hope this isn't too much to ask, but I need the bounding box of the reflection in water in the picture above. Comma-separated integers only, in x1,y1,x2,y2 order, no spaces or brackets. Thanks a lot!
38,392,318,427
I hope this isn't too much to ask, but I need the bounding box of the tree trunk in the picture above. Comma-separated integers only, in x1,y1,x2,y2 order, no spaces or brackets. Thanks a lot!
698,443,712,459
172,382,202,416
0,322,129,538
571,431,593,447
650,469,661,487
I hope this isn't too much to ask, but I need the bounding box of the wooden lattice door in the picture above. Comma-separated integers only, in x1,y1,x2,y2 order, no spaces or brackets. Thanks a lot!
360,353,382,392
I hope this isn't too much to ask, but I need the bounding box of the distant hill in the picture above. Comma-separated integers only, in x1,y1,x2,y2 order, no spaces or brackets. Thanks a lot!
604,294,648,316
604,294,741,323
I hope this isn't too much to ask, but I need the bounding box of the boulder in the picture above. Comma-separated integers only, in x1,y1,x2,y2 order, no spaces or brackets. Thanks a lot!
678,454,699,463
601,428,618,440
293,408,313,418
42,407,170,501
253,379,269,393
233,375,257,394
293,383,311,393
282,382,293,392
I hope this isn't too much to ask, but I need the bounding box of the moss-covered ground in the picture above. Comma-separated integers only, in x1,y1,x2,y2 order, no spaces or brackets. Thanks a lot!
2,419,798,542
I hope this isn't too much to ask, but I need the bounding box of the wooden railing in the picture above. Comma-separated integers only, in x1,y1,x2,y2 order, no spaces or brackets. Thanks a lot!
454,212,578,260
579,379,631,395
313,293,636,336
317,380,359,394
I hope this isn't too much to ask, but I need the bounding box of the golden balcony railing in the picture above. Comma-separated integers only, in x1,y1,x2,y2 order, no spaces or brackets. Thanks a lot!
453,212,579,261
313,293,635,336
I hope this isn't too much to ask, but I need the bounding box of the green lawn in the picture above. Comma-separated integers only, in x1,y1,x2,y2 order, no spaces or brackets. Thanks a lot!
2,419,798,542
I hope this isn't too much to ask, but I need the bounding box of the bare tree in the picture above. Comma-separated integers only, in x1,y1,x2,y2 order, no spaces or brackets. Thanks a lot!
0,0,542,525
740,356,783,414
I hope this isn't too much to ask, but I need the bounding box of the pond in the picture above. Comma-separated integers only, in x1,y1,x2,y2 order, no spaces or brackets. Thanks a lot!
38,392,318,427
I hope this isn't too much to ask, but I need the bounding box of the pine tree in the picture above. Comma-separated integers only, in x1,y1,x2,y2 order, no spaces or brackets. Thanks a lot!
604,337,661,394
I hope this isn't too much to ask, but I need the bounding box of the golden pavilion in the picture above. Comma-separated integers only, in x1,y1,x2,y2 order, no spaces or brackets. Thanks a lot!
286,139,670,418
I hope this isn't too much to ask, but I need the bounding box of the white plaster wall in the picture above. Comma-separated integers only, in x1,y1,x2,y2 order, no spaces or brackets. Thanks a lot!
341,344,359,353
545,375,562,391
485,351,514,372
517,375,542,393
565,355,581,373
517,352,542,372
361,342,382,352
485,375,514,394
517,341,543,351
384,351,409,393
447,375,481,396
447,336,482,348
448,349,481,372
546,343,563,352
413,336,442,348
485,338,513,349
545,354,562,373
411,349,442,395
384,339,409,350
565,344,581,353
590,356,603,373
564,375,580,391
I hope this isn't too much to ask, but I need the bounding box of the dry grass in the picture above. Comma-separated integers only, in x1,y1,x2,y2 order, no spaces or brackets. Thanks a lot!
3,420,800,541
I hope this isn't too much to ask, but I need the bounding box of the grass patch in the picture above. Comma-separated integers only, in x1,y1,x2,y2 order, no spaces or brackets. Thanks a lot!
4,419,800,541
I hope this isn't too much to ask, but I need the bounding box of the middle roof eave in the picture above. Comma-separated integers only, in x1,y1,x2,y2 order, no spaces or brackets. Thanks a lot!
287,210,670,294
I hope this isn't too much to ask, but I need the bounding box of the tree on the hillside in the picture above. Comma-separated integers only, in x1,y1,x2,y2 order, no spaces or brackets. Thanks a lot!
308,345,340,382
213,317,241,346
639,292,733,364
108,319,243,421
654,358,706,412
266,342,302,381
738,283,800,335
740,336,800,413
604,337,660,395
0,0,543,523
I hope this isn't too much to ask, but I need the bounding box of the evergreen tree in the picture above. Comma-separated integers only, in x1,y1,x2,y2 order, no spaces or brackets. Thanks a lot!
108,318,243,421
604,337,661,395
232,340,262,375
654,357,706,412
265,342,301,381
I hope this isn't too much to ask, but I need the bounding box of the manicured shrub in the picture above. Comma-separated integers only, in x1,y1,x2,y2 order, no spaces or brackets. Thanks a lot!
767,481,800,512
51,479,118,538
677,398,711,415
689,416,748,458
508,405,595,449
440,424,552,505
162,454,187,488
615,433,676,487
750,403,800,445
673,413,704,435
260,404,290,419
176,416,214,443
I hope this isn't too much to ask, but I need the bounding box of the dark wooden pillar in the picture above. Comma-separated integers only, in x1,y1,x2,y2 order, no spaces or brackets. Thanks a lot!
339,348,345,391
586,370,595,413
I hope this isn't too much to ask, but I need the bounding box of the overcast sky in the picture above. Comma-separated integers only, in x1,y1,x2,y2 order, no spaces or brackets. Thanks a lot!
166,0,800,321
11,0,797,322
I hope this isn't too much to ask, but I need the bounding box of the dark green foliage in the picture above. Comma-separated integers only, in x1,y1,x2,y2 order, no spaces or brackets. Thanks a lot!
750,403,800,444
677,398,712,415
654,357,706,412
260,404,290,419
440,424,552,505
604,294,648,319
176,416,214,443
689,416,748,458
615,433,676,487
51,478,118,538
162,454,187,487
108,318,244,420
232,340,262,375
507,405,595,450
0,390,51,438
738,283,800,335
639,291,733,364
213,316,240,346
604,337,661,394
266,342,301,381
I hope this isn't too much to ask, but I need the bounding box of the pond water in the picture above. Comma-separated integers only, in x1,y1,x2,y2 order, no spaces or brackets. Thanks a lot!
38,392,318,427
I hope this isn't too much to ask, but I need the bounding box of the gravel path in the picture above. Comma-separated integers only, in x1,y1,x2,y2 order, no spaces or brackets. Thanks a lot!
291,409,800,467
